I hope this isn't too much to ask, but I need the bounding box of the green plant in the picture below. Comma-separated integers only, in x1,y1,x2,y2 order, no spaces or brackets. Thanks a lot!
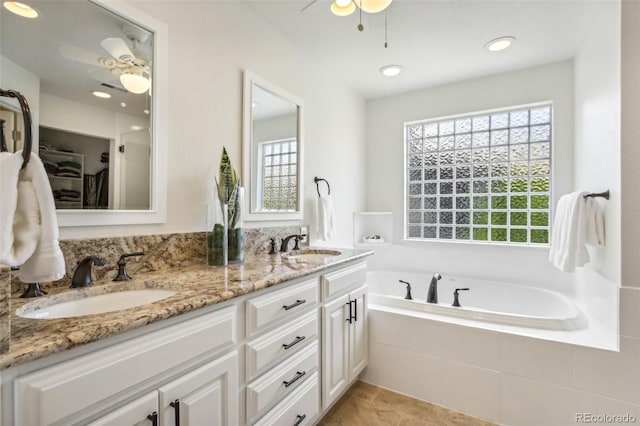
208,147,244,265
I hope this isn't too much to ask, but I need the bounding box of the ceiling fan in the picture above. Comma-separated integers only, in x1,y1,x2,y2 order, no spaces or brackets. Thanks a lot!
98,36,151,95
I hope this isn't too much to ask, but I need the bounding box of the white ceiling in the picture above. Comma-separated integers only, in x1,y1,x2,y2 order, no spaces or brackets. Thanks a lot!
244,0,598,100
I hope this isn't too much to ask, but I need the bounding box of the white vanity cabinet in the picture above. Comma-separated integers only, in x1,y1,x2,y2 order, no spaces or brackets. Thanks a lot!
6,258,370,426
13,306,238,426
245,278,320,425
321,262,368,410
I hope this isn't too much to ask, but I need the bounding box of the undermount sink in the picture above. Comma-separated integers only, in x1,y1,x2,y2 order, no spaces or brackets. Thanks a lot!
282,249,342,262
17,288,178,319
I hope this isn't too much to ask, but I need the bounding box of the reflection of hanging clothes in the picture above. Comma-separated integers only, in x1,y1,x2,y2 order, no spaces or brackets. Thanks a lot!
96,168,109,208
83,168,109,209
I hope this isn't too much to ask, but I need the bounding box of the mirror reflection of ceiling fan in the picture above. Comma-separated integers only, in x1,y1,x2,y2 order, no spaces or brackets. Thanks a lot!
98,36,151,95
59,34,151,95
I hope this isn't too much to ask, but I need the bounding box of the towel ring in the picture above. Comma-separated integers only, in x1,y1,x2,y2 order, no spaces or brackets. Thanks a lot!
0,89,32,169
314,177,330,197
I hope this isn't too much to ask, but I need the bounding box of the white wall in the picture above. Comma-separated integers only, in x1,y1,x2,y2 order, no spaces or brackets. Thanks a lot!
365,61,576,290
574,0,621,284
55,1,366,247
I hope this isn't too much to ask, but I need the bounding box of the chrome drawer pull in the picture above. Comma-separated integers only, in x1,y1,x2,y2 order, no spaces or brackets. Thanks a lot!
293,414,306,426
283,370,306,388
283,335,306,350
283,299,306,311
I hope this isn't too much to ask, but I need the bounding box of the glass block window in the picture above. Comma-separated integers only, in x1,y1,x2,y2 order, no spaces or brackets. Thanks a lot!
405,104,552,245
260,139,298,210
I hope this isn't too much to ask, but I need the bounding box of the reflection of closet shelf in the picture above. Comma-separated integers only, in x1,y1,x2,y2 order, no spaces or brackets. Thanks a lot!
40,149,85,210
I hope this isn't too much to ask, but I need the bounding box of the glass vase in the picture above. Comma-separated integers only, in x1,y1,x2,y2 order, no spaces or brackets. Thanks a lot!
207,186,244,266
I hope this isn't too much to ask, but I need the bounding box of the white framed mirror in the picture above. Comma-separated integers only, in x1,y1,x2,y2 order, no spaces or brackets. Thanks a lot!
0,0,167,227
242,71,303,221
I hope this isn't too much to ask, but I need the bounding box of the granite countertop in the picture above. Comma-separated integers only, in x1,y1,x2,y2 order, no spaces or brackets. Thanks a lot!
2,248,373,370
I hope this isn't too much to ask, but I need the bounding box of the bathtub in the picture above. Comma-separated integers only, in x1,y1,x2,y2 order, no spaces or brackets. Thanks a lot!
367,271,588,331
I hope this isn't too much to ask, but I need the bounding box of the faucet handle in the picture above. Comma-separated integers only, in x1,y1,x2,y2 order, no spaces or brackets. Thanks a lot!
268,238,277,255
398,280,413,300
452,288,470,307
113,252,144,281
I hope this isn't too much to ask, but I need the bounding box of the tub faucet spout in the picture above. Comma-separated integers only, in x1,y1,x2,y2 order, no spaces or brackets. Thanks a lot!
427,273,442,303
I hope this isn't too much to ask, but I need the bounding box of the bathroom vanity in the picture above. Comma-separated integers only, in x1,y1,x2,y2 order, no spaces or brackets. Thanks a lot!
0,250,371,426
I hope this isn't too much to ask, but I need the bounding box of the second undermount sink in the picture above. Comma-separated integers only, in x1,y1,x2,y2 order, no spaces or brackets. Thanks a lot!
17,288,178,319
282,249,342,262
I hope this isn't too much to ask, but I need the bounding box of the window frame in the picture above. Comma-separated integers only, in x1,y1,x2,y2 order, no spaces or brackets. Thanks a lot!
403,101,554,246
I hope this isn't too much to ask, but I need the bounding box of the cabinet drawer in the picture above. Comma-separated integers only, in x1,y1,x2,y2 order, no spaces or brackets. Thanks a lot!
254,371,319,426
246,279,318,337
14,306,236,426
321,261,367,301
246,310,318,382
86,391,157,426
246,341,318,423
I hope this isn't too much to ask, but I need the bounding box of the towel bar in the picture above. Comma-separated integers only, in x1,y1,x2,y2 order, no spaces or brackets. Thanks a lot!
584,190,610,200
314,176,331,197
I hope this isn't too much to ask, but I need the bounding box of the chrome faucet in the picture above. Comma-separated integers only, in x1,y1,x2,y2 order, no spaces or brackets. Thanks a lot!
71,256,106,288
280,234,306,252
426,273,442,303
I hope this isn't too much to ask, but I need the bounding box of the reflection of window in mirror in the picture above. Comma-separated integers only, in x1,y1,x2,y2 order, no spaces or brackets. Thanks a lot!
258,139,298,211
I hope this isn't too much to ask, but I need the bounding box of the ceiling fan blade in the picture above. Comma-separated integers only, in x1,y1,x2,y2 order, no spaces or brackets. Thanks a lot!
88,68,120,85
101,37,135,63
58,43,103,67
301,0,318,12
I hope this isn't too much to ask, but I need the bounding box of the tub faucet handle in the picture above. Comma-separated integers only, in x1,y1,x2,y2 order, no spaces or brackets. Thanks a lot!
398,280,413,300
452,288,470,307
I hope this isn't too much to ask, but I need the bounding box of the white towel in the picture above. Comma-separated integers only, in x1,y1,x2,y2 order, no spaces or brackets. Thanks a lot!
316,195,335,241
549,191,604,273
0,151,65,282
586,198,606,247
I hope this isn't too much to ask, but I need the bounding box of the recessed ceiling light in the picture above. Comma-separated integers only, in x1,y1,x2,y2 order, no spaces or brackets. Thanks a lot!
92,91,111,99
3,1,38,18
120,102,127,108
143,108,150,115
380,65,403,77
485,36,516,52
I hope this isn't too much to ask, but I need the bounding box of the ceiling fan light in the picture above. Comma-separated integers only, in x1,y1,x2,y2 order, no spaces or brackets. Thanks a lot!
330,1,356,16
120,72,150,94
3,1,38,18
353,0,393,14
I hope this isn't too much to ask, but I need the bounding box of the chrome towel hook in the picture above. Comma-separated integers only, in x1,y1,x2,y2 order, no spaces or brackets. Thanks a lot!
314,176,330,197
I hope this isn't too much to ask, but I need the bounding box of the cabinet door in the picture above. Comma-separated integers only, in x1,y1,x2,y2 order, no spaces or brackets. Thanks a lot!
349,284,368,380
158,351,238,426
87,392,158,426
321,295,350,410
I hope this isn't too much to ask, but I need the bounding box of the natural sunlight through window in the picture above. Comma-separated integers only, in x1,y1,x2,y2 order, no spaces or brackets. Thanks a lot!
259,139,298,210
405,103,552,244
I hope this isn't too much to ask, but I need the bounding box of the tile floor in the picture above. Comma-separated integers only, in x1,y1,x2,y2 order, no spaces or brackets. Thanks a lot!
318,381,497,426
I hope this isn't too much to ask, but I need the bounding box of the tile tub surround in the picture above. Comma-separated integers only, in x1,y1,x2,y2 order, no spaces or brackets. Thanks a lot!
0,266,9,354
2,248,371,370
